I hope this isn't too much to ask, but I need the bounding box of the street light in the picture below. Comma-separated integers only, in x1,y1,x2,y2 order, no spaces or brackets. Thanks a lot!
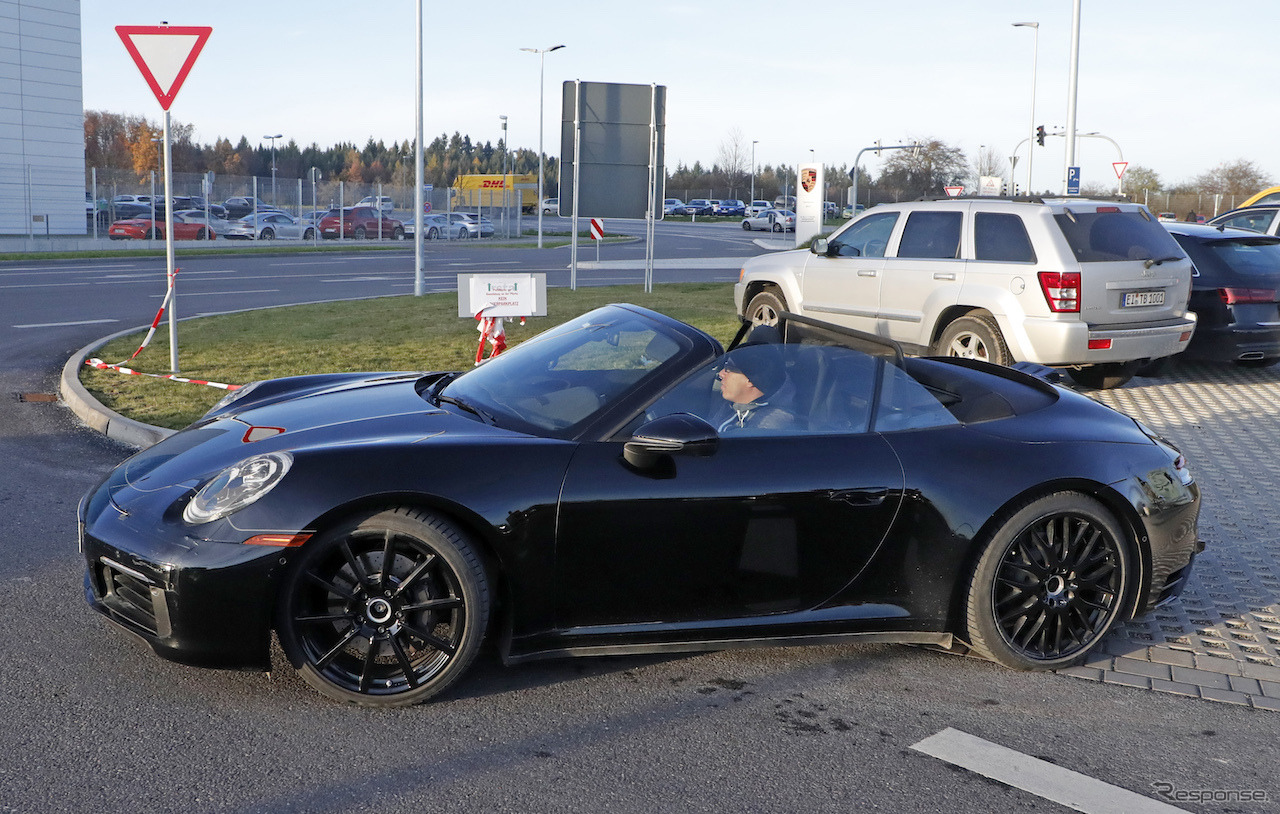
499,114,508,235
1012,22,1038,196
751,139,758,204
263,133,282,206
519,44,565,249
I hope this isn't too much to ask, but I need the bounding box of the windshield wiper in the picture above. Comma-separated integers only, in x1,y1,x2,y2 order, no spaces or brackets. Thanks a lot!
1144,255,1183,269
435,393,497,425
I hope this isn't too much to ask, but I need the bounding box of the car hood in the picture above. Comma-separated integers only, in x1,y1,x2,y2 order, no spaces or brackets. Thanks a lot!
96,373,517,510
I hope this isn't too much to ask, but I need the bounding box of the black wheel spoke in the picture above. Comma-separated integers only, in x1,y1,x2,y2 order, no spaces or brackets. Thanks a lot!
388,634,421,688
392,553,437,597
402,622,458,656
379,530,396,592
306,571,359,603
401,596,462,613
339,540,370,586
295,610,357,625
358,641,377,694
315,627,362,669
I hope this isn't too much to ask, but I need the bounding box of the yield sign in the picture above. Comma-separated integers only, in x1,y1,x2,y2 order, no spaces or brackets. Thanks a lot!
1112,161,1129,179
944,186,965,197
115,25,212,110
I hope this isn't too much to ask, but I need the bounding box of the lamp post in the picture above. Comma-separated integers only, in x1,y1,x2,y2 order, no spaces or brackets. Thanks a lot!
1012,22,1038,196
499,114,508,235
263,133,282,206
519,44,565,249
1064,0,1082,194
751,139,758,204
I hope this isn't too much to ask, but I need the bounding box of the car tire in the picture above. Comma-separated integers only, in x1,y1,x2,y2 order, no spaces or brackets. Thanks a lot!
393,226,405,240
260,228,275,240
354,227,367,240
742,221,752,231
745,289,787,329
965,492,1133,671
276,506,490,708
196,228,208,240
1067,362,1137,390
303,228,315,240
427,227,439,240
933,314,1011,366
771,222,782,232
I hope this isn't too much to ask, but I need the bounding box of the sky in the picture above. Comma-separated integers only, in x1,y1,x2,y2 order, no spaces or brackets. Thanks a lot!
81,1,1278,196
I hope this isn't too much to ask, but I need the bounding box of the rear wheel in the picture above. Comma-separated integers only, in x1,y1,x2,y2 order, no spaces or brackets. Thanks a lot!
354,226,367,240
427,227,439,240
393,226,405,240
771,222,782,232
196,228,208,240
276,507,490,707
745,289,787,328
933,314,1010,366
965,492,1132,670
259,228,275,240
1067,362,1138,390
742,221,752,231
303,228,315,240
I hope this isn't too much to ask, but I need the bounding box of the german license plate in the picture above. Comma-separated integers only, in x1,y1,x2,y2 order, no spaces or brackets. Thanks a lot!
1124,290,1165,307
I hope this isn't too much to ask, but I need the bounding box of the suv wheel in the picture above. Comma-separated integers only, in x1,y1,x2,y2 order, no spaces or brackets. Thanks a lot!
745,289,787,328
933,315,1010,366
1067,363,1138,390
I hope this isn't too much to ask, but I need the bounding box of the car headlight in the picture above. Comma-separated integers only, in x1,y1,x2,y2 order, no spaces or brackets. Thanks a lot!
183,452,292,524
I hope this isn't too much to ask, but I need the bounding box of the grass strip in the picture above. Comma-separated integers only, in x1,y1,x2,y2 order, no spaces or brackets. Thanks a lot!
81,282,740,430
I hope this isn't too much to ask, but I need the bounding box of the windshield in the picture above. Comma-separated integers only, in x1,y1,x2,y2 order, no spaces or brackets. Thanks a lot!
437,307,692,435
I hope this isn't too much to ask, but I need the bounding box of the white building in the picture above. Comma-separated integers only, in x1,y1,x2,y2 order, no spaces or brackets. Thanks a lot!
0,0,84,236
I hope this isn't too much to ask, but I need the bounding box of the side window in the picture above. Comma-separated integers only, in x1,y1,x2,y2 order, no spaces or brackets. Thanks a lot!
974,212,1037,262
828,211,898,258
896,211,962,259
873,364,960,432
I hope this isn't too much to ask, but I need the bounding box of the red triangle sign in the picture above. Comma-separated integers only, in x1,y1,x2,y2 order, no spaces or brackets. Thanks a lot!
115,25,212,111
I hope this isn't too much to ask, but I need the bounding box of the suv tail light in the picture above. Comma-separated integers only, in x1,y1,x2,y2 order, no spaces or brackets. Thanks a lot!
1219,287,1276,305
1038,271,1081,312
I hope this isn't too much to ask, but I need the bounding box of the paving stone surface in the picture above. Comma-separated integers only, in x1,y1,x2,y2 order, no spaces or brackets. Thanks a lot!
1065,360,1280,712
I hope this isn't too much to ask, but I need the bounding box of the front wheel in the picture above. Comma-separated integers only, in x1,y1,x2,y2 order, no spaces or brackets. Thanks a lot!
745,289,787,328
393,226,405,240
427,227,439,240
1067,362,1137,390
196,228,208,240
354,226,367,240
932,314,1010,366
965,492,1132,670
303,228,315,240
742,221,752,231
276,507,490,707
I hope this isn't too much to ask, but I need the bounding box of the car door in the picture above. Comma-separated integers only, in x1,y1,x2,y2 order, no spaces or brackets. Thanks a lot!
799,209,900,334
879,207,967,348
553,347,905,629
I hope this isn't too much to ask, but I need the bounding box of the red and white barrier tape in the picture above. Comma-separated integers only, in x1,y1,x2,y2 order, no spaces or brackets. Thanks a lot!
84,358,242,391
124,267,178,361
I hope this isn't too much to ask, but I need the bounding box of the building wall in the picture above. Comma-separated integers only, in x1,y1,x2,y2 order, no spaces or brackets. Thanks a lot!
0,0,84,236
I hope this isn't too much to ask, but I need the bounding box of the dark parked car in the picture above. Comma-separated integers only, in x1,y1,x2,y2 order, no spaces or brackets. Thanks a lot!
318,206,405,239
1206,205,1280,237
223,197,278,219
1164,222,1280,366
80,306,1200,707
715,199,746,216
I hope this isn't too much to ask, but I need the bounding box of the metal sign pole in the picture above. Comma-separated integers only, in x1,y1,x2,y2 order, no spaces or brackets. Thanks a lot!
162,109,179,374
645,83,658,293
570,79,582,290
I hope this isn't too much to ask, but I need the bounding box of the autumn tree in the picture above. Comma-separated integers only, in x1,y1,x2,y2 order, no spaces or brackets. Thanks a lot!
1192,159,1274,197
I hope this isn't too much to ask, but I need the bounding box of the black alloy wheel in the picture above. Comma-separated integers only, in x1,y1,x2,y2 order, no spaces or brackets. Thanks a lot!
965,492,1132,670
260,228,275,240
303,228,315,240
196,228,208,240
277,507,490,707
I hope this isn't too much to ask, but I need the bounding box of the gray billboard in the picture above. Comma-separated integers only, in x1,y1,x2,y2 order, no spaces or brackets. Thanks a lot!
560,81,666,220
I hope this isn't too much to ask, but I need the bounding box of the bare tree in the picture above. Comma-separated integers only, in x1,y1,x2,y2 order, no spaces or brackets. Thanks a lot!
716,127,750,199
1193,159,1273,197
972,145,1004,190
877,138,969,200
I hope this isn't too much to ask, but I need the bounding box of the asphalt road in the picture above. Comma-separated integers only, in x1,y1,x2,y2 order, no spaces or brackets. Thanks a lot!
0,228,1274,814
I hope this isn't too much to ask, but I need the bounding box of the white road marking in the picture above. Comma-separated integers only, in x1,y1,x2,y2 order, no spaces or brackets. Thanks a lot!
910,728,1187,813
149,289,280,297
14,318,119,329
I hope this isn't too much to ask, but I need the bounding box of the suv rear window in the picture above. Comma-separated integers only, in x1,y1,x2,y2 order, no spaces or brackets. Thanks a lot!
1054,209,1182,262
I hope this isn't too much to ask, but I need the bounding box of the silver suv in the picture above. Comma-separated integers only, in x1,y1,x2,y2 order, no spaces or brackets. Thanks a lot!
734,197,1196,389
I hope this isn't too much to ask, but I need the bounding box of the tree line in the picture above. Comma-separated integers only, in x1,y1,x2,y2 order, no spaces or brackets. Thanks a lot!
85,111,1272,205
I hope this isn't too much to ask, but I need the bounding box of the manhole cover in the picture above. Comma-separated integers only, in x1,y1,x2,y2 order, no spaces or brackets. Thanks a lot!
17,393,57,403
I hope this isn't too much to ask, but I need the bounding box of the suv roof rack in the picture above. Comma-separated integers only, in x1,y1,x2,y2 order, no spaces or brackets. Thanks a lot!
911,194,1135,204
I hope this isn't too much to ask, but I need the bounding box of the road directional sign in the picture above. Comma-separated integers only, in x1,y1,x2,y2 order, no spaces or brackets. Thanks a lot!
115,25,212,110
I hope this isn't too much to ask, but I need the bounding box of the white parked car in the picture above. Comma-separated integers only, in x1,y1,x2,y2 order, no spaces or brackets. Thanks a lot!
356,195,395,213
734,197,1196,389
744,200,773,218
741,209,796,232
224,211,315,240
663,198,686,216
541,198,559,215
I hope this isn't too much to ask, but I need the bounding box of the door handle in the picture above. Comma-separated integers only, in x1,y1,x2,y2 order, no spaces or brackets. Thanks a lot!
857,270,878,278
933,272,956,281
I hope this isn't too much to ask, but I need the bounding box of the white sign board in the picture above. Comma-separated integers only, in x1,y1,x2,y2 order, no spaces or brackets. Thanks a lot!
458,273,547,318
795,162,825,247
979,176,1003,197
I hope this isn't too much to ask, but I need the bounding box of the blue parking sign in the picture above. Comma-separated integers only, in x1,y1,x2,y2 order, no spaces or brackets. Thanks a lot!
1067,166,1081,195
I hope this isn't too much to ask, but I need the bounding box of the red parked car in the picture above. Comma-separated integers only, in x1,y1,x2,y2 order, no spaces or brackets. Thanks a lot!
107,216,216,240
317,206,405,240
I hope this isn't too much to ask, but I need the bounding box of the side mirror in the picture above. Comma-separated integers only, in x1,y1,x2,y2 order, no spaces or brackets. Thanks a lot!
810,238,830,256
623,413,719,470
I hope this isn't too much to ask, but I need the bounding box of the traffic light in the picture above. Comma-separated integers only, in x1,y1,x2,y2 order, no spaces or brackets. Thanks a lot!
1035,126,1046,147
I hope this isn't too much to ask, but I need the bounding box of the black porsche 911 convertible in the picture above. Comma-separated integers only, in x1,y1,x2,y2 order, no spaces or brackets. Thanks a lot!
80,304,1202,707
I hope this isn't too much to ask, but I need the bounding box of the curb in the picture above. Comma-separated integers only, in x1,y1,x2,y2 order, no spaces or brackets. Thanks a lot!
60,326,175,448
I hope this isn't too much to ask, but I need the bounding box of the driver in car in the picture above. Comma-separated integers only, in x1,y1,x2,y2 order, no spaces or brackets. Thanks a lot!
714,338,797,433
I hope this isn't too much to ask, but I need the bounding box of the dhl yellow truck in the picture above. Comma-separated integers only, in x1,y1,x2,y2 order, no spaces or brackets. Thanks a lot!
451,174,538,212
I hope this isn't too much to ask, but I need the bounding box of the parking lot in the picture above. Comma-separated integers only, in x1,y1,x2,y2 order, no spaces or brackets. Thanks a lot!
1079,361,1280,710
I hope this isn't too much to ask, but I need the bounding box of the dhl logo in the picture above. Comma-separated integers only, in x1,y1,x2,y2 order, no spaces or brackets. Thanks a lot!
480,180,507,188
